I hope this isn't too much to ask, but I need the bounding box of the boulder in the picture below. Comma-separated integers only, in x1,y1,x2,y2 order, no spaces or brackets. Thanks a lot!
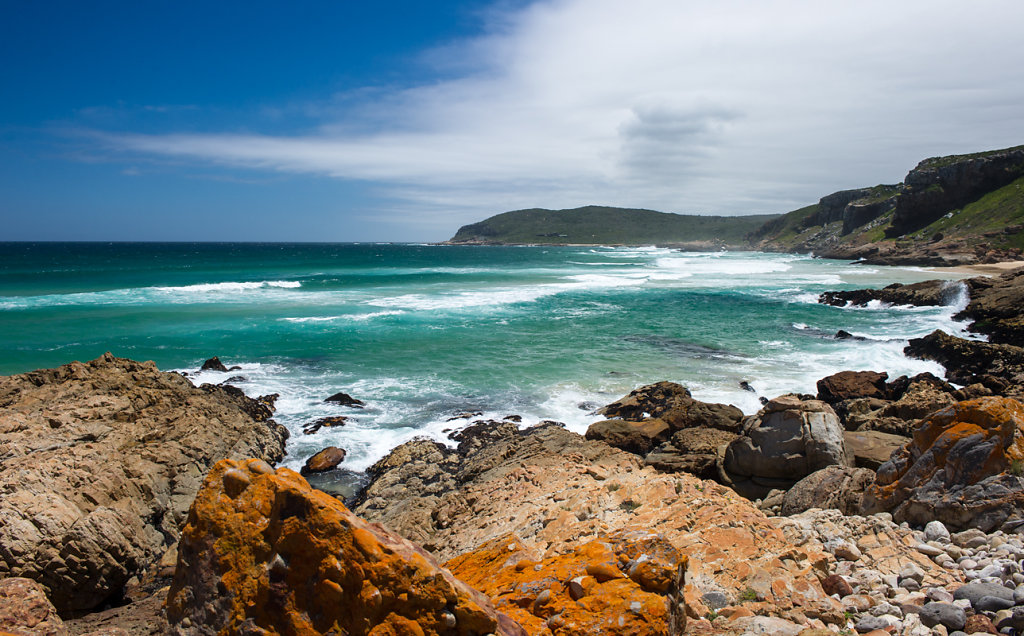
585,418,671,455
447,531,686,635
0,354,288,613
644,427,739,478
200,356,229,371
300,446,347,474
817,371,889,403
324,391,366,407
958,268,1024,346
905,330,1024,398
843,430,909,470
598,382,743,432
166,458,526,635
302,415,348,435
724,395,849,485
862,397,1024,531
0,577,66,636
780,466,875,516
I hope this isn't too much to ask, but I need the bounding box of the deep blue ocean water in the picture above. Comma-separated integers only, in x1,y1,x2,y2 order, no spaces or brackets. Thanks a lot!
0,242,973,471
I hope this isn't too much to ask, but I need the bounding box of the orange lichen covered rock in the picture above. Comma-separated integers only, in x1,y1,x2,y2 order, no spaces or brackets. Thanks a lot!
863,397,1024,530
166,458,526,635
446,531,686,635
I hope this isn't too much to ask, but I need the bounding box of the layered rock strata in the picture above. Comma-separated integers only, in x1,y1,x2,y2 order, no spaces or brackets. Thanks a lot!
167,458,525,635
0,353,288,612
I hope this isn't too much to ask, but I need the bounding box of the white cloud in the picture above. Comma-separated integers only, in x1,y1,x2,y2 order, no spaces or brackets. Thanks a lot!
101,0,1024,225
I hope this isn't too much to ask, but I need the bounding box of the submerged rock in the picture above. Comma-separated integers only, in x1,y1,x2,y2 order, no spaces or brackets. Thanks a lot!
200,355,229,371
324,391,366,407
0,353,288,613
167,458,526,635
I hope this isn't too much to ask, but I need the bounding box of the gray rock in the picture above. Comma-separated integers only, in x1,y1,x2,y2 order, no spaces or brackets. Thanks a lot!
780,465,874,515
953,581,1015,606
1013,583,1024,604
976,594,1016,612
855,615,891,633
925,520,951,543
918,602,966,631
702,591,729,610
997,606,1024,632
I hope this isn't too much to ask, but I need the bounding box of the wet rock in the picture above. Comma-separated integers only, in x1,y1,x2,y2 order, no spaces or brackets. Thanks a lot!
166,459,526,635
300,446,346,474
957,268,1024,346
0,354,288,613
905,330,1024,399
862,397,1024,531
781,465,875,516
820,280,963,308
324,391,365,407
301,415,348,435
200,356,229,371
0,577,66,636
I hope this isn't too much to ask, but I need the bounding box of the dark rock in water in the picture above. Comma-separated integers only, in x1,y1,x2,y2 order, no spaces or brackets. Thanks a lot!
303,468,370,505
739,381,755,393
302,415,349,435
957,269,1024,347
834,330,866,341
301,446,347,474
503,414,522,422
221,376,246,385
905,330,1024,397
324,391,366,407
227,365,242,371
817,370,889,404
577,401,599,411
820,280,962,308
781,465,874,516
759,397,769,405
200,356,229,372
447,411,483,421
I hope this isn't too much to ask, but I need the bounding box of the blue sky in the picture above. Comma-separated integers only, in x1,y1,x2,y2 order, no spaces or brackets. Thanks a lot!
3,0,1024,241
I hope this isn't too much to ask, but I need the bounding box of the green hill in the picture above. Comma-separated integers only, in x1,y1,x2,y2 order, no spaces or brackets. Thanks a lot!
447,206,779,246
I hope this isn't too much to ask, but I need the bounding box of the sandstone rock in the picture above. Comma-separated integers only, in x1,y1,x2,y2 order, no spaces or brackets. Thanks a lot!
586,418,671,455
166,458,525,635
446,531,686,635
598,382,743,432
843,430,909,470
724,395,849,493
644,427,738,479
300,446,347,474
821,574,853,598
0,354,288,612
0,577,66,636
817,371,889,403
963,613,998,634
356,423,846,626
862,397,1024,531
781,466,875,516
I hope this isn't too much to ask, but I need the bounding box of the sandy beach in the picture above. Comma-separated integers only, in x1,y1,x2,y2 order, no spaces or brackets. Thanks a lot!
926,260,1024,276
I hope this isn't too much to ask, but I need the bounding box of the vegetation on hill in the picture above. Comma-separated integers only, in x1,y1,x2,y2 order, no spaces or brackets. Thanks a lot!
447,206,778,246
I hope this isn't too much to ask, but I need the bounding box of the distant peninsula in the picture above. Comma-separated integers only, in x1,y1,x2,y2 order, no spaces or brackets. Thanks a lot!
446,144,1024,266
445,206,778,248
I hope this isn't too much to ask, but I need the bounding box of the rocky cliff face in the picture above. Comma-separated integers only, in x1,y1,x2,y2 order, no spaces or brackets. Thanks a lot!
889,145,1024,237
0,353,288,612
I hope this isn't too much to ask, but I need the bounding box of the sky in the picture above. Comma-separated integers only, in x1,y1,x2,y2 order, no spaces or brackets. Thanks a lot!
2,0,1024,242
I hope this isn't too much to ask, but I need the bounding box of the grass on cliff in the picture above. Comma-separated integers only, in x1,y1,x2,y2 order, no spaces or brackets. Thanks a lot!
918,144,1024,170
909,175,1024,250
449,206,779,245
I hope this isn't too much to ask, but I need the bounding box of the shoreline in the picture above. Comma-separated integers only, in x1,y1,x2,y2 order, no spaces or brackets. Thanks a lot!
925,260,1024,276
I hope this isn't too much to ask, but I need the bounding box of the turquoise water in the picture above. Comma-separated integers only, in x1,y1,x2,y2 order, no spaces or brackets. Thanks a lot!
0,242,972,471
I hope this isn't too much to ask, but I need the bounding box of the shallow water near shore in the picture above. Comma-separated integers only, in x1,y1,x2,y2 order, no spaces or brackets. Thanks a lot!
0,242,977,471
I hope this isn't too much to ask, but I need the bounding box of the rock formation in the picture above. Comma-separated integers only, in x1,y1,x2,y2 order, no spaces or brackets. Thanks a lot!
356,421,848,628
166,458,525,635
723,395,849,498
0,353,288,612
863,397,1024,531
0,577,67,636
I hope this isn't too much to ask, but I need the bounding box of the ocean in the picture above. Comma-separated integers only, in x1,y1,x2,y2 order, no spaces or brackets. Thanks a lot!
0,242,975,472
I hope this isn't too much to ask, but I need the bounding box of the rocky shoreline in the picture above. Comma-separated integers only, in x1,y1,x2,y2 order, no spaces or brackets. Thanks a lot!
2,269,1024,634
